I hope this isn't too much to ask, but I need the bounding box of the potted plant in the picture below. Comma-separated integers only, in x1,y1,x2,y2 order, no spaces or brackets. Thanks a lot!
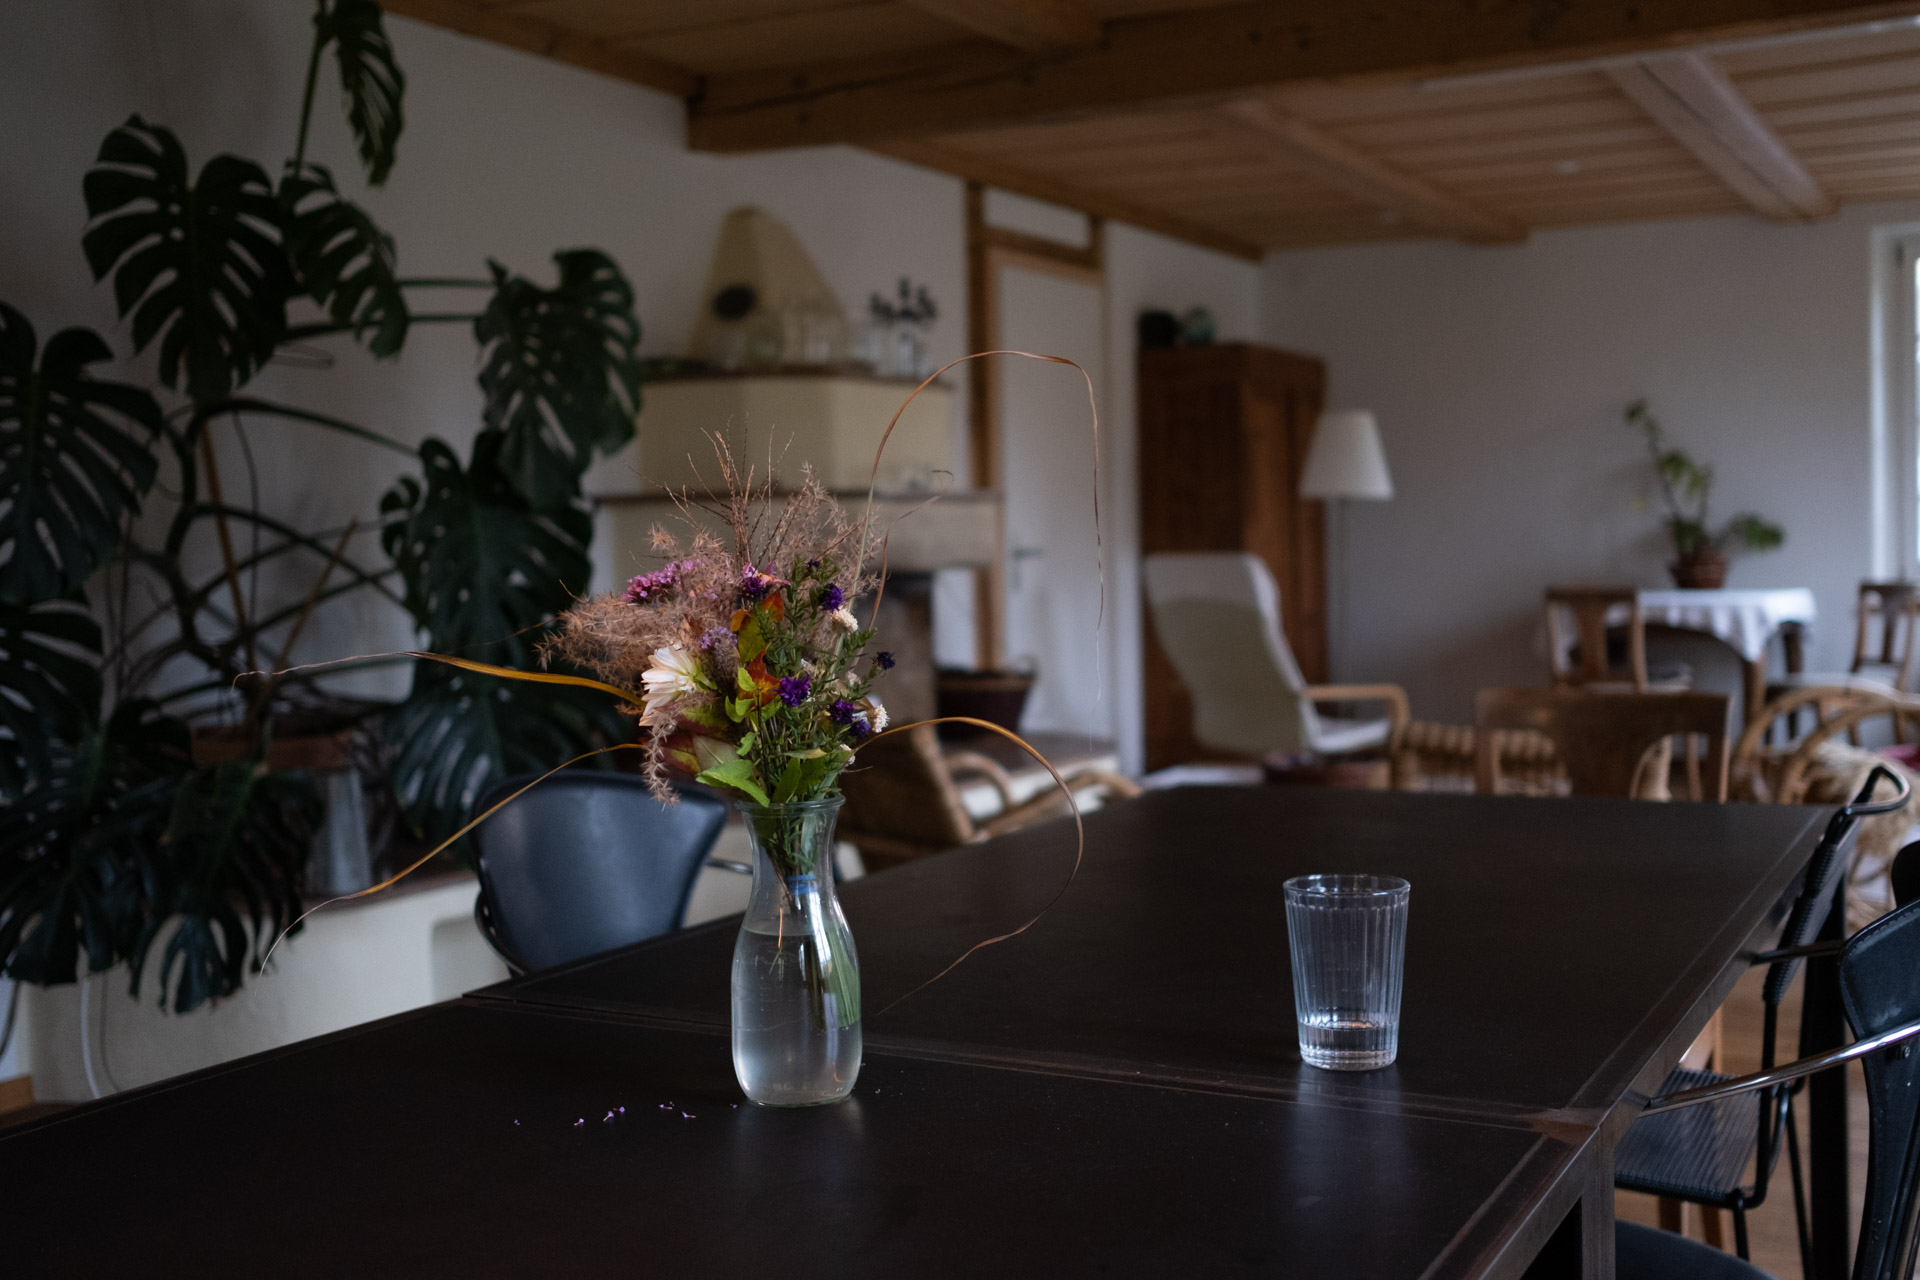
1626,400,1783,589
0,0,638,1014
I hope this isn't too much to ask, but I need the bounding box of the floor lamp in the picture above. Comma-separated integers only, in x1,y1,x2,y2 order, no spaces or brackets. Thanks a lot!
1300,410,1395,679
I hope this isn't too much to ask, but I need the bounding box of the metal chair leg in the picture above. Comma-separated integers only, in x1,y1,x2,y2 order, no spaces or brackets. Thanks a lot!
1732,1203,1750,1260
1786,1097,1813,1280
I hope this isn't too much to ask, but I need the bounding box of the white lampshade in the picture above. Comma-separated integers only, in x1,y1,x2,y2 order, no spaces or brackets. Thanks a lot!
1300,409,1394,500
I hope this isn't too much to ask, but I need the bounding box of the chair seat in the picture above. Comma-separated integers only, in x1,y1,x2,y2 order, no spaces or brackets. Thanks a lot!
1613,1067,1758,1202
1616,1222,1771,1280
1307,715,1392,755
1767,671,1902,697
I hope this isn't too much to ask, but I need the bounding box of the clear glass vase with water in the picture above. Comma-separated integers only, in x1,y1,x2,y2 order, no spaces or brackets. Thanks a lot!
731,798,861,1106
1283,874,1410,1070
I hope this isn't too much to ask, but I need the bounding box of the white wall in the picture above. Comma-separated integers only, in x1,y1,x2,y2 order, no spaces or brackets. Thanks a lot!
1264,204,1920,722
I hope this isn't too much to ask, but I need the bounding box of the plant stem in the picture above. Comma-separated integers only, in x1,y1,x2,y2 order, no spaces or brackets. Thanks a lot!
291,1,328,175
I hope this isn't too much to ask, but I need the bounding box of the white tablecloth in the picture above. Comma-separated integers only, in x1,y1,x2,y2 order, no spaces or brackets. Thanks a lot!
1546,587,1817,665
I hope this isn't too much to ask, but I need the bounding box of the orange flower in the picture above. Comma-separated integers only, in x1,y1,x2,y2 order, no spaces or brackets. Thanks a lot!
743,655,781,707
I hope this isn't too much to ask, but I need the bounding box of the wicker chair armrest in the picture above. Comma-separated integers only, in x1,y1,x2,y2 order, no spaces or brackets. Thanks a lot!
942,749,1019,812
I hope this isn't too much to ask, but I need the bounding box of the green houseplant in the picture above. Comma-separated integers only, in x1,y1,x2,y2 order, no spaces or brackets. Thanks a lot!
0,0,639,1013
1626,399,1784,589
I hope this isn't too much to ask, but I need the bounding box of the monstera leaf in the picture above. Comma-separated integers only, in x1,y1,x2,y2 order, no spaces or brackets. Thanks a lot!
0,600,103,798
379,433,621,839
316,0,405,187
131,756,319,1014
82,116,291,401
0,701,186,991
0,303,163,603
475,250,641,507
383,660,621,842
281,163,409,356
380,434,593,660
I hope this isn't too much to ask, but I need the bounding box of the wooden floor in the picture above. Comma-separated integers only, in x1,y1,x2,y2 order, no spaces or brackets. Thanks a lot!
1616,963,1872,1279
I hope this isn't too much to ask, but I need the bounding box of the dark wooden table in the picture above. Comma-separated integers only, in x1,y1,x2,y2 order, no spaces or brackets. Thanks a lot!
0,788,1833,1278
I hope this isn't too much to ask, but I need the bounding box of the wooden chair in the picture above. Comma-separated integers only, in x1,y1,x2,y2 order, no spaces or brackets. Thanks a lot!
1543,585,1689,691
1473,688,1730,802
838,724,1141,872
1732,686,1913,804
1766,584,1920,732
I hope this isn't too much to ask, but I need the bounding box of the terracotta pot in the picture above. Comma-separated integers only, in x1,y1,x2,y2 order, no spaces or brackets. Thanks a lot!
1669,552,1728,590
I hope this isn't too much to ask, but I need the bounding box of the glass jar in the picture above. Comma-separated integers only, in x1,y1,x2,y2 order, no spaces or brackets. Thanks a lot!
730,798,861,1105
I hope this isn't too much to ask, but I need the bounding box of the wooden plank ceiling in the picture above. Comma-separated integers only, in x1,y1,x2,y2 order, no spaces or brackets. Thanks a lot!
386,1,1920,258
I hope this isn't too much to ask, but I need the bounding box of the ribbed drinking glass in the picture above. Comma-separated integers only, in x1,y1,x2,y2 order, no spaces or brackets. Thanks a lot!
1283,874,1410,1070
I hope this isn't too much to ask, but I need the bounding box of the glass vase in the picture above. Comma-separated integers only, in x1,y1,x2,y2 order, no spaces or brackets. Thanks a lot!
730,798,861,1106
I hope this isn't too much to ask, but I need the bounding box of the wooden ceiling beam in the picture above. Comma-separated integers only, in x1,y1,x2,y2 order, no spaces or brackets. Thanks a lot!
900,0,1103,51
869,139,1267,260
1605,53,1838,218
1217,98,1527,243
687,1,1920,151
381,0,698,98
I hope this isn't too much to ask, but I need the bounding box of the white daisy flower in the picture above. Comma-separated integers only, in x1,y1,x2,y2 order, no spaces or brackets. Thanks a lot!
830,607,858,630
640,645,705,724
869,701,889,733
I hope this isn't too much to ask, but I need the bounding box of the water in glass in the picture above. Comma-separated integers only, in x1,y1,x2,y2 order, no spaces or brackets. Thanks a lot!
1283,873,1410,1071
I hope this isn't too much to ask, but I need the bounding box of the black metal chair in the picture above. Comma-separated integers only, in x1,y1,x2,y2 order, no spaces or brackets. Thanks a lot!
1613,766,1912,1268
1619,887,1920,1278
469,771,731,975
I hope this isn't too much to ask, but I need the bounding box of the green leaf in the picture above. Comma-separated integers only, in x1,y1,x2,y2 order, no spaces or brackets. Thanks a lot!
0,599,103,798
131,757,321,1013
735,612,767,663
280,162,409,357
0,303,163,602
774,755,806,803
316,0,404,187
475,250,642,506
383,658,622,844
379,434,592,662
0,702,187,993
1722,513,1785,552
696,755,770,807
82,116,291,400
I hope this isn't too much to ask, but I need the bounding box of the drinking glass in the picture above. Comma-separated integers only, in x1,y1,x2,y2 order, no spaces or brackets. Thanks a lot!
1283,874,1410,1070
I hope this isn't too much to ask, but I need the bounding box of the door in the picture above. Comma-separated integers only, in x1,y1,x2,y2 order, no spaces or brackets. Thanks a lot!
995,263,1110,737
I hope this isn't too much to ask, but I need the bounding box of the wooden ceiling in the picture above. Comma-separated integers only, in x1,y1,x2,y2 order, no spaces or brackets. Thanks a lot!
386,1,1920,259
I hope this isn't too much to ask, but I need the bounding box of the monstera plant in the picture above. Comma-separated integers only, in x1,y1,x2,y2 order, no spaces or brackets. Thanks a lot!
0,0,640,1013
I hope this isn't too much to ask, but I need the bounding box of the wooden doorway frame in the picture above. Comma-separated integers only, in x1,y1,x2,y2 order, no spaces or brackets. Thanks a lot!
965,180,1106,667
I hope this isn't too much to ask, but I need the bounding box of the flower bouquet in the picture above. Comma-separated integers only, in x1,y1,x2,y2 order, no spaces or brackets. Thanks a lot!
542,444,889,1103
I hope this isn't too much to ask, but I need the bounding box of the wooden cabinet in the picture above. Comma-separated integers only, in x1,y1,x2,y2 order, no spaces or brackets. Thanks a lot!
1138,343,1328,771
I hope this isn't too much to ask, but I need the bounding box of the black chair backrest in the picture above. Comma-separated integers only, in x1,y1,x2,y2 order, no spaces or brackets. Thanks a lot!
470,771,728,974
1765,767,1910,1016
1890,840,1920,911
1840,898,1920,1280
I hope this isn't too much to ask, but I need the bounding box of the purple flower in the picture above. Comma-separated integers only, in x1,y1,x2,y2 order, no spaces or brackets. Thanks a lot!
829,698,858,725
875,651,896,671
623,559,693,605
806,558,821,571
778,675,811,706
849,716,873,741
697,625,735,652
739,564,787,600
818,583,845,612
